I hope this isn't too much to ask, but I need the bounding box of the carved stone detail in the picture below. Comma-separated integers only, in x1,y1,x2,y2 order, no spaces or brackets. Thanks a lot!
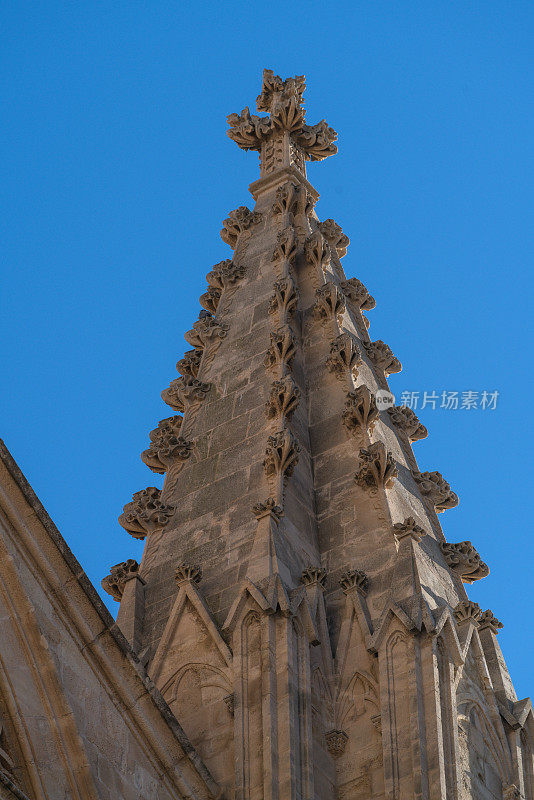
206,259,246,289
388,406,428,441
393,517,426,542
226,107,271,151
340,278,376,310
313,282,345,323
264,325,297,372
363,340,402,375
141,417,192,474
355,442,397,490
272,226,297,265
326,333,361,379
478,609,504,634
317,219,349,258
101,559,140,601
161,377,210,412
503,786,520,800
453,601,482,625
220,206,261,249
342,386,379,435
440,541,489,583
252,498,284,521
199,286,221,314
118,488,174,540
176,349,202,378
340,569,369,596
263,430,300,483
413,471,459,512
325,729,348,758
175,563,202,585
272,182,298,215
184,317,229,349
304,230,330,271
300,566,327,589
266,376,301,420
269,276,298,318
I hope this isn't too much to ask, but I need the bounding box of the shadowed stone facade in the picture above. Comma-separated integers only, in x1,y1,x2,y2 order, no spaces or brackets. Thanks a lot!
0,69,531,799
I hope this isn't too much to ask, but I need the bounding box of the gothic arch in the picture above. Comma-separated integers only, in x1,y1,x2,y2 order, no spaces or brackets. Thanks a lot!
457,697,512,787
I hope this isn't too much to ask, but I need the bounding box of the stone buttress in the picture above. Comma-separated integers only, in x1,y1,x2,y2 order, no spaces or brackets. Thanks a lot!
106,70,534,800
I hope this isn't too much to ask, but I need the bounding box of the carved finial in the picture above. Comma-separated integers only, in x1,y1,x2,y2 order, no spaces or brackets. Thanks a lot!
141,417,192,474
355,442,397,490
413,470,459,513
101,559,140,601
317,219,349,258
175,563,202,585
252,498,284,521
340,569,369,596
301,566,327,589
388,405,428,442
326,333,361,380
441,541,489,583
266,376,301,420
363,340,402,376
454,600,482,625
478,609,504,634
118,488,174,540
393,517,426,542
220,206,261,248
325,729,348,758
176,349,202,378
342,386,379,435
184,316,229,349
161,376,211,412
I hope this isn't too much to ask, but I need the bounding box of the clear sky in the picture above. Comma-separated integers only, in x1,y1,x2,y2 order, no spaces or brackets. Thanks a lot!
1,3,533,697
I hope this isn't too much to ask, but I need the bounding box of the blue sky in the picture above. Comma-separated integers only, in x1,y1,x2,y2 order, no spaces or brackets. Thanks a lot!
1,2,533,697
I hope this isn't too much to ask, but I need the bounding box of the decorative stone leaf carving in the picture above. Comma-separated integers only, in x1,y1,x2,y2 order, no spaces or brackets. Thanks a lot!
325,729,348,758
340,278,376,311
184,316,229,349
393,517,426,542
269,276,298,318
355,441,397,490
199,286,221,314
342,386,379,435
256,69,306,113
175,563,202,585
141,417,192,474
272,182,298,215
326,333,361,379
478,609,503,633
294,119,338,162
252,497,284,521
272,226,297,264
101,559,140,601
304,230,330,271
206,259,246,289
220,206,261,248
224,694,235,717
161,377,210,412
388,406,428,441
266,376,301,420
263,429,300,483
313,282,345,323
413,471,459,512
118,488,174,540
226,106,271,151
340,569,369,596
264,325,297,371
453,600,482,625
503,786,521,800
301,566,327,589
176,349,202,378
363,340,402,375
441,541,489,582
317,219,350,258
